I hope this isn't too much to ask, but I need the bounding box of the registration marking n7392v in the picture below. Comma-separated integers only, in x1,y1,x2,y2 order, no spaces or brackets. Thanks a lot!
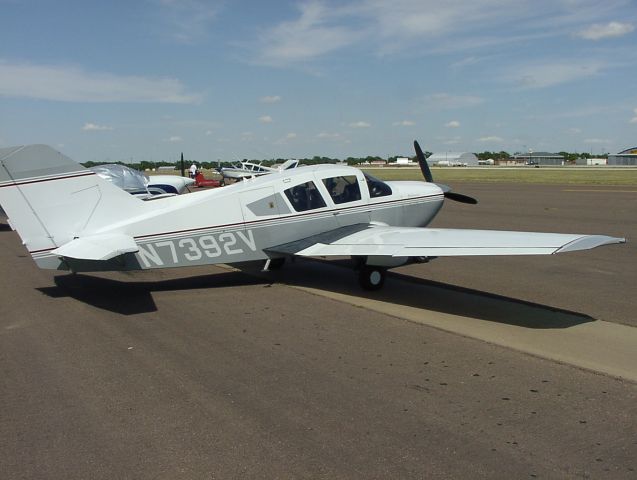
137,230,257,267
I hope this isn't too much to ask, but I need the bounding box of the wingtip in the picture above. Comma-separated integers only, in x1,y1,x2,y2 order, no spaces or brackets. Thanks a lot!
556,235,626,253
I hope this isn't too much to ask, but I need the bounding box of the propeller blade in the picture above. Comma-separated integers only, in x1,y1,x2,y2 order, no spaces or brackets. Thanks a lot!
414,140,477,204
444,191,478,205
413,140,433,182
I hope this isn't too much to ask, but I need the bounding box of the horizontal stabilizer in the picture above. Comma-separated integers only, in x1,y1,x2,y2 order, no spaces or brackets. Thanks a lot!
52,234,139,261
268,225,625,258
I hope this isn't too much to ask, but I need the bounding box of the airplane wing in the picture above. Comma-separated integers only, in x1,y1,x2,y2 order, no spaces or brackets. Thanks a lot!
267,224,625,258
51,233,139,261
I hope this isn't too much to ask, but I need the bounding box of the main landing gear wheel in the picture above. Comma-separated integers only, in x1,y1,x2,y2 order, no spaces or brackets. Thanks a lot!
359,266,386,291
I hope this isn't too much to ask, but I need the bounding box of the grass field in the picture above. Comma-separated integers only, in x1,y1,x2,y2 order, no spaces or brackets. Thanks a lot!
361,167,637,185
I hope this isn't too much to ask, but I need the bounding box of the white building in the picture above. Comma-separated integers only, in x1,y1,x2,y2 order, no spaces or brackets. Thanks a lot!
575,158,607,166
387,157,414,166
428,152,478,166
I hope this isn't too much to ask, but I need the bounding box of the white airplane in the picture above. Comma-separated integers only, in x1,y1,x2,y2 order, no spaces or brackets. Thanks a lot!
0,142,625,290
217,159,299,182
90,163,195,197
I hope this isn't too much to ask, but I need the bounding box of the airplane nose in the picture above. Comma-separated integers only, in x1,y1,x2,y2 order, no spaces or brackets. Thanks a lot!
388,181,445,199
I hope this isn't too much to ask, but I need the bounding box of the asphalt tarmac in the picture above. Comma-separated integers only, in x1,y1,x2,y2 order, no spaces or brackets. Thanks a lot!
1,184,635,479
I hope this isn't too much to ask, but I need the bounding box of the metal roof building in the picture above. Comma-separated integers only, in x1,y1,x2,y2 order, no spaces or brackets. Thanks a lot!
428,152,478,166
512,152,564,166
608,147,637,166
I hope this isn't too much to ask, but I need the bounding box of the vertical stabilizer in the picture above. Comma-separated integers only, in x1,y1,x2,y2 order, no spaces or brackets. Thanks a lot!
0,145,145,266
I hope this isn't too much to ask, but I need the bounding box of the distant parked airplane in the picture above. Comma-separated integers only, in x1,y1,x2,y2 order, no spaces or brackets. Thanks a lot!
217,159,299,182
90,163,195,197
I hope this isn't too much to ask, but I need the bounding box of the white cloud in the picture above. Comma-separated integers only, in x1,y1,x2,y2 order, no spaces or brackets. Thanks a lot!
0,61,201,103
504,61,604,88
165,136,183,143
423,93,484,109
317,132,341,139
349,121,371,128
259,115,273,123
442,136,461,145
274,132,298,145
568,127,582,134
260,95,282,103
350,0,617,55
451,56,483,68
247,1,634,65
356,0,509,50
393,120,415,126
445,120,460,128
576,21,634,40
478,135,503,142
630,108,637,124
153,0,220,44
254,2,361,65
81,122,113,131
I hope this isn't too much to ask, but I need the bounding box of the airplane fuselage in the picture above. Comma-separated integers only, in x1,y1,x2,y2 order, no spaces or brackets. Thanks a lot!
36,164,444,271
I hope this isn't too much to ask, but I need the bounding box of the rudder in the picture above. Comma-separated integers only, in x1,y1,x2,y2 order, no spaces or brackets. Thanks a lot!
0,145,145,267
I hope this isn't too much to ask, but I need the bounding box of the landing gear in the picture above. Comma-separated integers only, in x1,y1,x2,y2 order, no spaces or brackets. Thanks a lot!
269,257,286,270
263,257,286,271
358,266,386,291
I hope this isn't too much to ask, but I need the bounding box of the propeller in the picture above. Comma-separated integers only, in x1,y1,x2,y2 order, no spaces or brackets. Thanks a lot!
413,140,478,205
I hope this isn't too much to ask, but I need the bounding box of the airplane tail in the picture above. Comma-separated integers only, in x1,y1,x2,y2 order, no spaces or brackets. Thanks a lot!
0,145,146,268
278,159,299,170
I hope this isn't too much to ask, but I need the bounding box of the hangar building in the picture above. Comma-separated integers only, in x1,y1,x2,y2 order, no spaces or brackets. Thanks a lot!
512,152,564,166
428,152,478,166
608,147,637,166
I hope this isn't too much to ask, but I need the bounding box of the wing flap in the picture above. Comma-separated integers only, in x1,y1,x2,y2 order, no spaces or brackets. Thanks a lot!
268,225,625,258
52,233,139,261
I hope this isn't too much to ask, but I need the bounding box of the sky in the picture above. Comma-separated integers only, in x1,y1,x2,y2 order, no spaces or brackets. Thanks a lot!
1,0,636,163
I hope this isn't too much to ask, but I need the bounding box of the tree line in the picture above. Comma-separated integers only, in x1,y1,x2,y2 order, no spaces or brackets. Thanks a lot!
81,150,607,171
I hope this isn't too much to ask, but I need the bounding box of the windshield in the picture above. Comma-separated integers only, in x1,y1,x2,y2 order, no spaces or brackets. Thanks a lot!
363,173,392,198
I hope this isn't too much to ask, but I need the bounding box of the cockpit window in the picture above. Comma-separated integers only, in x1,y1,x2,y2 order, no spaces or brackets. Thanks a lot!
364,173,392,198
284,181,327,212
321,175,362,204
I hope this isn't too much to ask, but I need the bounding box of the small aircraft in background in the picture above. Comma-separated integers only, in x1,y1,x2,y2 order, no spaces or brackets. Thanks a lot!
90,163,195,198
217,159,299,183
193,171,222,188
0,142,625,290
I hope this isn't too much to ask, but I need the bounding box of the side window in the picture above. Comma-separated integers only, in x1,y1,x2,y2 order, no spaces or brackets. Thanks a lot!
284,181,327,212
321,176,362,204
364,173,392,198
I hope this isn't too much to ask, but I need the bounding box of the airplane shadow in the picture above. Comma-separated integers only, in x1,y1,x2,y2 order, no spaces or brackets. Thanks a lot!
36,259,594,329
253,258,594,330
37,270,268,315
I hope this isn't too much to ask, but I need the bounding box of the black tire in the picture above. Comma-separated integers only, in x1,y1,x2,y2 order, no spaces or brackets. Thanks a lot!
359,266,386,290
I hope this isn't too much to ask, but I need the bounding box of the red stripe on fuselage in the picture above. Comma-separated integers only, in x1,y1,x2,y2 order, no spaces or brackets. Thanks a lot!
0,171,95,188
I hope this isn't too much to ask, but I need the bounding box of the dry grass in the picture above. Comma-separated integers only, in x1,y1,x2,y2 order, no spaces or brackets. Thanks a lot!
362,167,637,185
